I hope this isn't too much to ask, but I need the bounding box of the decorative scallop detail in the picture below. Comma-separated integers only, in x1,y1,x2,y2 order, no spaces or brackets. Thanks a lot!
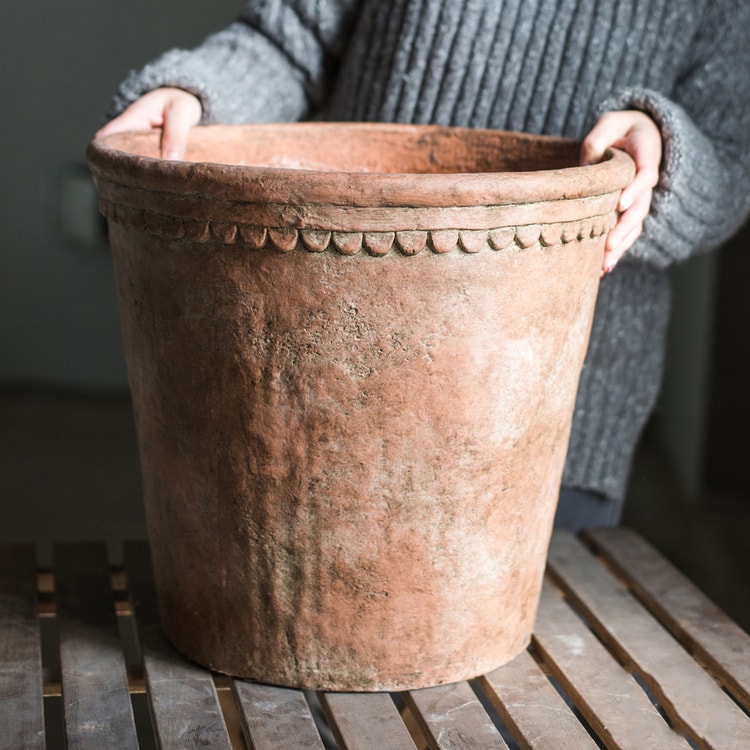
488,228,515,251
590,217,605,238
540,223,563,247
157,217,183,240
561,222,579,244
115,205,129,225
133,209,148,231
239,225,267,249
364,232,395,256
515,224,542,249
396,231,428,256
99,211,620,255
301,229,331,253
331,232,362,255
186,221,211,244
144,212,164,237
429,230,459,254
211,221,238,245
103,201,117,221
106,202,119,222
459,230,487,254
268,228,299,253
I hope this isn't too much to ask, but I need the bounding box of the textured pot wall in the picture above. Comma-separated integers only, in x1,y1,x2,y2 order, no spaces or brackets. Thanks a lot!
89,123,632,690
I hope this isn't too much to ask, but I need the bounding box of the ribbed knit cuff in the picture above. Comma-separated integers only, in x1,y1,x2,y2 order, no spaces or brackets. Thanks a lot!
594,88,750,269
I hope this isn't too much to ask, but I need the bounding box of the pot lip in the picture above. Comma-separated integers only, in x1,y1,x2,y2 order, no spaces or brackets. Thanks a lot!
87,122,635,208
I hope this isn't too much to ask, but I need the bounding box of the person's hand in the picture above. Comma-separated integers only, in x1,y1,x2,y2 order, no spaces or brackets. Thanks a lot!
581,110,662,276
95,87,203,161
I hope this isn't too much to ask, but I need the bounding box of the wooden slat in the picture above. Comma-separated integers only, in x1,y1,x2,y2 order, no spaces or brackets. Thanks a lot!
320,691,418,749
0,544,45,750
55,543,138,750
233,680,326,749
123,541,232,750
480,649,599,750
405,680,509,749
584,527,750,710
547,531,750,750
534,580,692,750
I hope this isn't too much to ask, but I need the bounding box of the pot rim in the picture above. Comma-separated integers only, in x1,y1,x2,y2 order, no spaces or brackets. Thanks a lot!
87,122,634,209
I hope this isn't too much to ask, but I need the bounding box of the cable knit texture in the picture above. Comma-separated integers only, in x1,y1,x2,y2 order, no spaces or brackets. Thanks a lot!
109,0,750,502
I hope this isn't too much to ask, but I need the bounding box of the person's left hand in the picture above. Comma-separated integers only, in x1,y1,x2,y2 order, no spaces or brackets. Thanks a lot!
581,110,662,276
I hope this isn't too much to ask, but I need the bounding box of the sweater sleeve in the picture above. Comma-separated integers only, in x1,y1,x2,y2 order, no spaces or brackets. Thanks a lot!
107,0,359,126
594,1,750,269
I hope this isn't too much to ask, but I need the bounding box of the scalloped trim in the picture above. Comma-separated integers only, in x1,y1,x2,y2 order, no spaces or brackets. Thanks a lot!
100,200,616,256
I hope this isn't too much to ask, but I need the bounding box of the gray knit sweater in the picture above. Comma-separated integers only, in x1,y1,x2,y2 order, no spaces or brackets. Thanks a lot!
110,0,750,502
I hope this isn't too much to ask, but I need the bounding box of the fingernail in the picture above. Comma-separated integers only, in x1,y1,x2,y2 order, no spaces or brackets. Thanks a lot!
619,194,632,212
601,248,617,276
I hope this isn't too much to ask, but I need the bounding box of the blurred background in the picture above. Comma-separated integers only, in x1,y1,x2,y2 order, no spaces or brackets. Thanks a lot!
1,1,748,628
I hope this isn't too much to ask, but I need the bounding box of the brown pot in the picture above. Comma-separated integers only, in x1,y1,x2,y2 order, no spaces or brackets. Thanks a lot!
87,123,633,691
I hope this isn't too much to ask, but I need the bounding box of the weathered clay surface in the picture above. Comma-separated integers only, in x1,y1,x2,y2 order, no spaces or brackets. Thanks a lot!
87,123,633,690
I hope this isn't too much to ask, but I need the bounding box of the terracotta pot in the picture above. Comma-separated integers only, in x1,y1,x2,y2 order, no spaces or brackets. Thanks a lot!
87,123,633,690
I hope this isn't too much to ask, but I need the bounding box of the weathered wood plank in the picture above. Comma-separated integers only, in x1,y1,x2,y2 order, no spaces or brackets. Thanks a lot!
534,580,692,750
320,691,418,749
123,540,232,750
547,530,750,750
405,680,509,749
480,649,599,750
0,544,45,750
55,542,138,750
584,527,750,711
233,680,326,750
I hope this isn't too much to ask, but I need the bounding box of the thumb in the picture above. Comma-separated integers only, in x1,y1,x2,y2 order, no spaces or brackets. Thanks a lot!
580,119,616,166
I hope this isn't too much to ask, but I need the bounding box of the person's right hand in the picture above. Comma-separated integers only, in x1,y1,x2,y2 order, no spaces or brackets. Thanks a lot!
95,87,203,161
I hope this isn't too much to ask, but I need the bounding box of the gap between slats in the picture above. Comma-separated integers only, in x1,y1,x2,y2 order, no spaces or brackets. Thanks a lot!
18,534,740,750
546,531,750,750
30,543,244,750
581,527,750,714
27,541,608,750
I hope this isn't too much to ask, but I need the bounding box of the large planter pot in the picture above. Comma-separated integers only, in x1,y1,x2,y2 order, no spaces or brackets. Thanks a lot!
87,122,633,691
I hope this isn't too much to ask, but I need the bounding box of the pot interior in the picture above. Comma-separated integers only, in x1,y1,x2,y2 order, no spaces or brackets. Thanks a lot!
117,122,581,176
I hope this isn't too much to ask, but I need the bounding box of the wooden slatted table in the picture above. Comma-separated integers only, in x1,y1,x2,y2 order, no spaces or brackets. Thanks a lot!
1,528,748,749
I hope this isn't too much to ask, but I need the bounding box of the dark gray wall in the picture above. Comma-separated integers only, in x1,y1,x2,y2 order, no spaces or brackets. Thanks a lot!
0,1,240,389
